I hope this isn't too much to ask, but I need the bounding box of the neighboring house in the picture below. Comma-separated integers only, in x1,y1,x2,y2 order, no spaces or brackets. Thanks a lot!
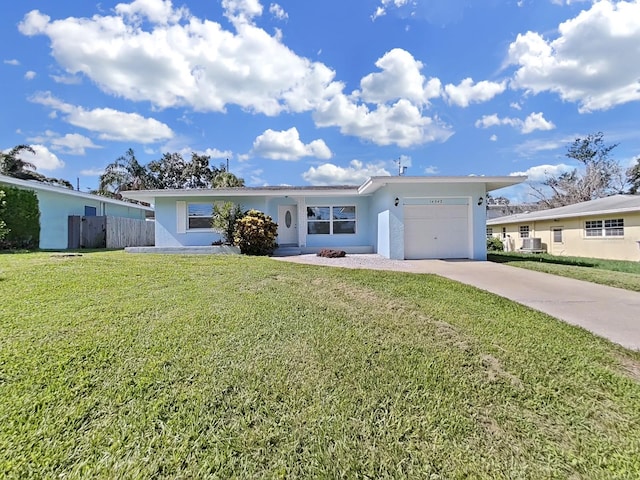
0,174,153,250
487,195,640,261
121,176,524,260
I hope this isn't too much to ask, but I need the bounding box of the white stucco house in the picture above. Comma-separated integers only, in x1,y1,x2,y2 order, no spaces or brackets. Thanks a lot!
121,176,525,260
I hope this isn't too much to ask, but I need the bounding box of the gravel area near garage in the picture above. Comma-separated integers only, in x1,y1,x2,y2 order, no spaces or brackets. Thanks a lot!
271,253,418,272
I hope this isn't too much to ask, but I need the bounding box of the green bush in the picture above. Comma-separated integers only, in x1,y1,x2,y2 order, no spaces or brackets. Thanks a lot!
0,186,40,249
486,236,504,252
0,190,8,241
211,202,243,244
233,209,278,256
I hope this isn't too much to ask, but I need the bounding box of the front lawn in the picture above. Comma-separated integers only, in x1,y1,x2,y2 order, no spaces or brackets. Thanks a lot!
488,252,640,292
1,251,639,478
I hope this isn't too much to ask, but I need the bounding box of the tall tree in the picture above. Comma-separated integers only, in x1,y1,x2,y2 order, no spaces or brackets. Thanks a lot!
99,148,152,195
627,157,640,195
147,152,186,189
213,171,244,188
532,132,625,208
1,144,74,188
0,145,43,181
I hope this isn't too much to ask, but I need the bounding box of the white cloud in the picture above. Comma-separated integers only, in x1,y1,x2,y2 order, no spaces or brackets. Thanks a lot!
222,0,264,25
510,102,522,110
508,0,640,112
490,134,498,141
510,163,574,182
4,59,20,66
521,112,555,134
359,48,441,106
424,165,439,174
51,74,82,85
302,159,391,185
115,0,189,25
29,92,174,143
475,112,555,134
269,3,288,20
80,167,107,176
24,71,36,80
17,6,452,148
27,130,101,155
444,78,506,107
314,95,453,147
252,127,332,161
16,144,65,171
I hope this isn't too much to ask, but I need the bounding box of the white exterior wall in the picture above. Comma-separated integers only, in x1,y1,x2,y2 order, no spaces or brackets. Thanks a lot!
370,183,488,260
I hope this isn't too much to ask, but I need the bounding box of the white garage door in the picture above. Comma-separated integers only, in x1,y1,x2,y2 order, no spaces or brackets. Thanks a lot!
404,203,469,259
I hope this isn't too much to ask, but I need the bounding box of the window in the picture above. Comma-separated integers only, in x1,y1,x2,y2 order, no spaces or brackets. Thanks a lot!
553,228,563,243
187,203,213,229
502,227,506,239
519,225,530,238
486,227,493,239
84,206,97,216
585,220,602,237
307,206,356,234
605,218,624,236
585,219,624,237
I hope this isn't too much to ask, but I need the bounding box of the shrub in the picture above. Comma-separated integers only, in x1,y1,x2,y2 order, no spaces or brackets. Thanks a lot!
233,209,278,256
317,249,346,258
0,186,40,249
0,190,8,241
211,202,243,244
487,236,504,252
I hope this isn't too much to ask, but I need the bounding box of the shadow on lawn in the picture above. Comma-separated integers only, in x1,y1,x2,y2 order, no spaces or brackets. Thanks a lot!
487,253,598,268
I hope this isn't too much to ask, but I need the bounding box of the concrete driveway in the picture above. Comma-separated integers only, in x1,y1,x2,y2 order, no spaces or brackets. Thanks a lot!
274,255,640,351
403,260,640,351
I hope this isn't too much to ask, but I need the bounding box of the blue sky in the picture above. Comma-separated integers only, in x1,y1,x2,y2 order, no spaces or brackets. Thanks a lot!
1,0,639,200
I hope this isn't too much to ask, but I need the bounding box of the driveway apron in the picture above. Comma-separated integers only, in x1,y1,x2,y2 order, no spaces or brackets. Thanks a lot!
406,260,640,351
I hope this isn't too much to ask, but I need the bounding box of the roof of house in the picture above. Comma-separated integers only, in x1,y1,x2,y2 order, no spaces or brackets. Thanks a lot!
0,174,153,212
487,194,640,225
120,176,527,204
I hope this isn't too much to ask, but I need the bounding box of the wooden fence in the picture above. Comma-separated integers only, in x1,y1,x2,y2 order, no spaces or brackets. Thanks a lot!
68,216,154,249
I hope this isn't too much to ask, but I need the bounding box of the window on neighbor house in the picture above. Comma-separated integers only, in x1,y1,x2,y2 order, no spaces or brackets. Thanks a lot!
307,206,356,234
486,227,493,239
187,203,214,229
553,228,563,243
585,219,624,237
519,225,530,238
604,218,624,236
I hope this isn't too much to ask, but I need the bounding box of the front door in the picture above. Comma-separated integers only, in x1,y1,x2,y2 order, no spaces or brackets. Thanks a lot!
278,205,298,245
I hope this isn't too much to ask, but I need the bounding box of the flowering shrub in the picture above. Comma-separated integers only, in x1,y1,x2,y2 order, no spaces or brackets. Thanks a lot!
233,209,278,255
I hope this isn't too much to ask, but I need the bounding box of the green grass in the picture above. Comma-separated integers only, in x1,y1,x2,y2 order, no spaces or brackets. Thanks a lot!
488,252,640,292
1,251,640,479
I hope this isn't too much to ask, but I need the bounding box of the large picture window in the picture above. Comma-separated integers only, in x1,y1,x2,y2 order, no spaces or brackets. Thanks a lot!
585,218,624,237
307,206,356,234
187,203,213,229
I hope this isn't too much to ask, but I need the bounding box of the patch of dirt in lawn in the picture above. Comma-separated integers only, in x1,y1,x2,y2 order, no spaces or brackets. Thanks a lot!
615,354,640,383
481,354,523,387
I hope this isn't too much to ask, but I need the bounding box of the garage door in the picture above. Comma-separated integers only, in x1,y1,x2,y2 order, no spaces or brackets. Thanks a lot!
404,203,469,259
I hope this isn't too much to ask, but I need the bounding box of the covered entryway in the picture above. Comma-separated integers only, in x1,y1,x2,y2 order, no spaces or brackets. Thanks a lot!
403,201,470,259
277,205,298,245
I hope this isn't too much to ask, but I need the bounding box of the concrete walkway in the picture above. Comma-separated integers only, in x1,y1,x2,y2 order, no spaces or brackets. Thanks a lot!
275,255,640,351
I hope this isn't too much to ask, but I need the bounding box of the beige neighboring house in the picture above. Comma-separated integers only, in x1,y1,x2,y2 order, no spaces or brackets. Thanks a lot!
486,195,640,261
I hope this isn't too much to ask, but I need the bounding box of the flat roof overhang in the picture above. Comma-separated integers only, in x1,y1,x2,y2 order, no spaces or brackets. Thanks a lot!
357,176,527,195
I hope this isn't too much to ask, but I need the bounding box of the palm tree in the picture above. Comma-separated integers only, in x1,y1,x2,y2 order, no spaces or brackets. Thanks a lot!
213,171,245,188
99,148,152,196
0,145,44,181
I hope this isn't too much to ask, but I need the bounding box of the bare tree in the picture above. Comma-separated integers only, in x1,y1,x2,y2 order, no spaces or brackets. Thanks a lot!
531,132,625,208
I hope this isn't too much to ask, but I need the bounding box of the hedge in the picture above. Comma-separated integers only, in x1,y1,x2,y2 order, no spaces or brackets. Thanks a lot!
0,186,40,249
